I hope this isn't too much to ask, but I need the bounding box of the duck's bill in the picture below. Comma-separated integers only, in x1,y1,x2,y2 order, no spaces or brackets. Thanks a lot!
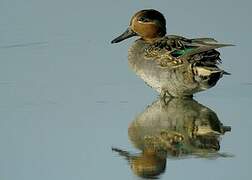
111,27,137,43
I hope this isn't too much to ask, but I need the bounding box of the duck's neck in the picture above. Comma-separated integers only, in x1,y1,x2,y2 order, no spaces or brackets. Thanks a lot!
141,36,165,43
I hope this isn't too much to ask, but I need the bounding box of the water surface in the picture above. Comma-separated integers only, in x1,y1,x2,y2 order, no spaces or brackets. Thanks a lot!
0,0,251,179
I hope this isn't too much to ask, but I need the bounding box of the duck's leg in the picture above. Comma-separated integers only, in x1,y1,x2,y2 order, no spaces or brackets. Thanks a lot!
160,90,173,99
160,90,194,100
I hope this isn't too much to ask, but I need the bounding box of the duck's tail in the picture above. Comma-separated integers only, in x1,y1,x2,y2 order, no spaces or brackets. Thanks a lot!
190,49,230,89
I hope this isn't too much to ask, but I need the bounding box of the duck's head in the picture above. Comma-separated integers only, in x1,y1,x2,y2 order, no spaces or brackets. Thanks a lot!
111,9,166,43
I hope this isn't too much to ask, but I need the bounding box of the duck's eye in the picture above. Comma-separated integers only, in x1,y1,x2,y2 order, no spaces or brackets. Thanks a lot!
138,17,150,22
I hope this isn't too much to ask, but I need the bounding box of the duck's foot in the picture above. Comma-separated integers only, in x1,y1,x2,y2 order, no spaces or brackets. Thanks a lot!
160,90,174,105
160,90,194,100
160,90,173,99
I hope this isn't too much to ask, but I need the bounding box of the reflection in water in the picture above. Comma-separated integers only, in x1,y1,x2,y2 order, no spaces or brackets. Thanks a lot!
112,98,231,179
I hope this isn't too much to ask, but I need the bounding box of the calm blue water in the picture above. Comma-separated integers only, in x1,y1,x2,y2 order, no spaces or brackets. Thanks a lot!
0,0,251,179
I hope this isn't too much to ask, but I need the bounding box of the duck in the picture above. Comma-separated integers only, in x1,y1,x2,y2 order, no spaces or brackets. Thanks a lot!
111,9,233,97
112,97,231,178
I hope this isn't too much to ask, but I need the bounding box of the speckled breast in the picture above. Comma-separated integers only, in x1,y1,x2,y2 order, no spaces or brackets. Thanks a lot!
128,39,203,97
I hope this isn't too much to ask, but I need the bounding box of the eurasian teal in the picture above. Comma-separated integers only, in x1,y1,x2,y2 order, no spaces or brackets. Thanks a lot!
111,9,233,97
112,97,231,178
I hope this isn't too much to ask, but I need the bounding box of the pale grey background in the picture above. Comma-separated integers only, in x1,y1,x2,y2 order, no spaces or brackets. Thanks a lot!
0,0,251,180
